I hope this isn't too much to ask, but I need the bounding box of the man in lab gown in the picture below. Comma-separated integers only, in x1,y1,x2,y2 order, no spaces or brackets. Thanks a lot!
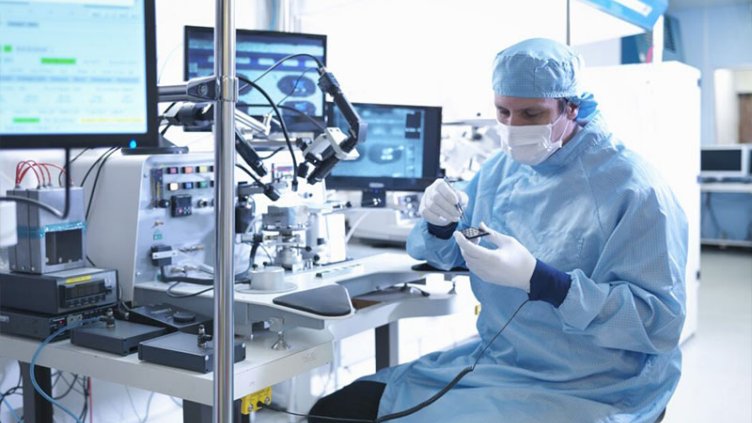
309,38,687,423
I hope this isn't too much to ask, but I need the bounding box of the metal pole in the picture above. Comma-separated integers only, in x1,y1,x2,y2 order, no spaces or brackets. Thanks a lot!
213,0,237,421
566,0,571,46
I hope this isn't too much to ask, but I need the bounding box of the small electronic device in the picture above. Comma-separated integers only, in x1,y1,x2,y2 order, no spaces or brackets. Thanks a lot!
700,145,751,180
460,227,489,240
71,314,167,356
138,329,246,373
184,26,327,132
0,267,118,315
8,187,86,274
0,304,114,341
128,303,211,334
326,102,443,205
0,0,159,149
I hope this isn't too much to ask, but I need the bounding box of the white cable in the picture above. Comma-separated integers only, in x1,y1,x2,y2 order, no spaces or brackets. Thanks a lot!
344,210,372,245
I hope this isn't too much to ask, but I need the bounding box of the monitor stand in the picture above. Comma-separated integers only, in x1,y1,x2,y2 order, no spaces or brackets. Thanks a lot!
121,135,189,156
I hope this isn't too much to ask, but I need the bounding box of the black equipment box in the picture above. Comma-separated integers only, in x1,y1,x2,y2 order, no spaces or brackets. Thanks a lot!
0,304,115,341
71,319,168,356
138,331,246,373
128,303,211,334
0,267,118,315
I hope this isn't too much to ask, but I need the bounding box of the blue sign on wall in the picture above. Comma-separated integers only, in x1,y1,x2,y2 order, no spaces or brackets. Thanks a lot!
579,0,668,30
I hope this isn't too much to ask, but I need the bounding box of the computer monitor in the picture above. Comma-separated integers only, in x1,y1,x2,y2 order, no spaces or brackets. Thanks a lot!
700,145,751,180
184,26,326,132
0,0,159,149
326,102,442,201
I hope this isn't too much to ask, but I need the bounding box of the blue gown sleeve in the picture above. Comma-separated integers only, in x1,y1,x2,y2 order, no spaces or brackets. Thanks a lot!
405,175,480,270
556,188,688,354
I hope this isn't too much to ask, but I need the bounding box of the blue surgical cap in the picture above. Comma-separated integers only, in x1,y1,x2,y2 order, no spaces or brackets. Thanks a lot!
492,38,597,118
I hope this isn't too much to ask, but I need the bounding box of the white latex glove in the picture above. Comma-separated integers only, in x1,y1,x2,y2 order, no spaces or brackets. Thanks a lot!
418,179,469,226
453,222,536,292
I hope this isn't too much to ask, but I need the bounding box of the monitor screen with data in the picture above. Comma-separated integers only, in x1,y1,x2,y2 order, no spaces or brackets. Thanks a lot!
326,102,442,192
0,0,159,149
184,26,326,132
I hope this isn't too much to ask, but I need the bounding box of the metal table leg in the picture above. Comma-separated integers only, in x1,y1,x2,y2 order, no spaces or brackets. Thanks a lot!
19,361,53,423
375,322,399,371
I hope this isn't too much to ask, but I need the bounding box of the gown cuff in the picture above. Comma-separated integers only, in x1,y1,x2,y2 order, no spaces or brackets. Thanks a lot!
528,259,572,307
427,222,458,239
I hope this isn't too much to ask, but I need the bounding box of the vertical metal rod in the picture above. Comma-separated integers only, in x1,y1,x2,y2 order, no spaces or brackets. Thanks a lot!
566,0,571,46
213,0,237,422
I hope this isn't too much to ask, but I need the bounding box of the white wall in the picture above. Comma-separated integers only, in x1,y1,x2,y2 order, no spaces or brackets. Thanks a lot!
734,69,752,93
673,2,752,145
714,68,740,145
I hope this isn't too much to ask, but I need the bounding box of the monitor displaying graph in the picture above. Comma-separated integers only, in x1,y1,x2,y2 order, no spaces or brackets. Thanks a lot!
0,0,158,149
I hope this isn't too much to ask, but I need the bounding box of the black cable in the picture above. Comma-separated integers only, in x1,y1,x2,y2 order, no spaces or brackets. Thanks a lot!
53,373,80,400
251,53,323,84
166,282,215,299
80,147,117,187
257,147,286,160
0,148,72,218
375,300,530,422
85,147,120,220
257,300,531,423
274,67,318,108
237,76,298,191
159,102,179,136
78,376,89,423
235,163,265,186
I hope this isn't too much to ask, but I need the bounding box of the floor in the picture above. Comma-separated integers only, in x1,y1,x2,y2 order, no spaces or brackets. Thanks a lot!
666,248,752,423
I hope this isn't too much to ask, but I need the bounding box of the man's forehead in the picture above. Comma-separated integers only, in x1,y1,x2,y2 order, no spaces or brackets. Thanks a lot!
494,96,558,109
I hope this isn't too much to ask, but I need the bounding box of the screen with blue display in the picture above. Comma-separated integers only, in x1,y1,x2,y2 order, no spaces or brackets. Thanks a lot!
184,26,326,129
326,103,442,192
0,0,158,149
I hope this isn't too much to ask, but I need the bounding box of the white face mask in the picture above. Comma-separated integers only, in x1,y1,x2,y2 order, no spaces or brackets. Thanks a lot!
498,112,570,166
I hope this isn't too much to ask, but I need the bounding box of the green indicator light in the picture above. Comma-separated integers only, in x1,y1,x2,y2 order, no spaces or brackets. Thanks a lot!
2,45,11,53
12,117,41,124
41,57,76,65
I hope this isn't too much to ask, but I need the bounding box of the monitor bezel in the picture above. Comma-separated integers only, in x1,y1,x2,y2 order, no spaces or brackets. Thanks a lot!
183,25,328,129
0,0,159,150
700,145,750,179
325,102,443,192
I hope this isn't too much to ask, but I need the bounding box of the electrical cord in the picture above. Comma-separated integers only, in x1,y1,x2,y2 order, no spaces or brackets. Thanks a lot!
0,148,72,218
53,373,79,400
251,53,323,84
237,76,298,192
256,300,530,422
159,266,250,299
257,147,286,160
85,147,120,221
30,318,100,423
0,393,21,423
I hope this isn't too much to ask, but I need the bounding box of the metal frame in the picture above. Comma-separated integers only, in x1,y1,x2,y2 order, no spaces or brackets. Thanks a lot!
213,1,237,422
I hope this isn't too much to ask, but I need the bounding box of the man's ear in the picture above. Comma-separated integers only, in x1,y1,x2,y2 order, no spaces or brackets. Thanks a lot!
566,103,579,120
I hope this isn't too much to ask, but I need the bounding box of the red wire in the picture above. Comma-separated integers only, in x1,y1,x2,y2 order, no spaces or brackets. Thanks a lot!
40,163,52,186
38,162,68,186
17,161,42,186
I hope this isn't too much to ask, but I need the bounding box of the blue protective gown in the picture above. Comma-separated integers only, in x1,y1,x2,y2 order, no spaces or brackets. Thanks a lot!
363,113,688,422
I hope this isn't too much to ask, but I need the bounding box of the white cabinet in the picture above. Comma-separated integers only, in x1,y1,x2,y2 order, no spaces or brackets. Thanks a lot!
583,62,701,343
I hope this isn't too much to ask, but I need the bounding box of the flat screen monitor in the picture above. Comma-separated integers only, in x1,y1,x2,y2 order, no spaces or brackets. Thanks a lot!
0,0,159,149
184,26,326,132
700,145,750,179
326,102,442,192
